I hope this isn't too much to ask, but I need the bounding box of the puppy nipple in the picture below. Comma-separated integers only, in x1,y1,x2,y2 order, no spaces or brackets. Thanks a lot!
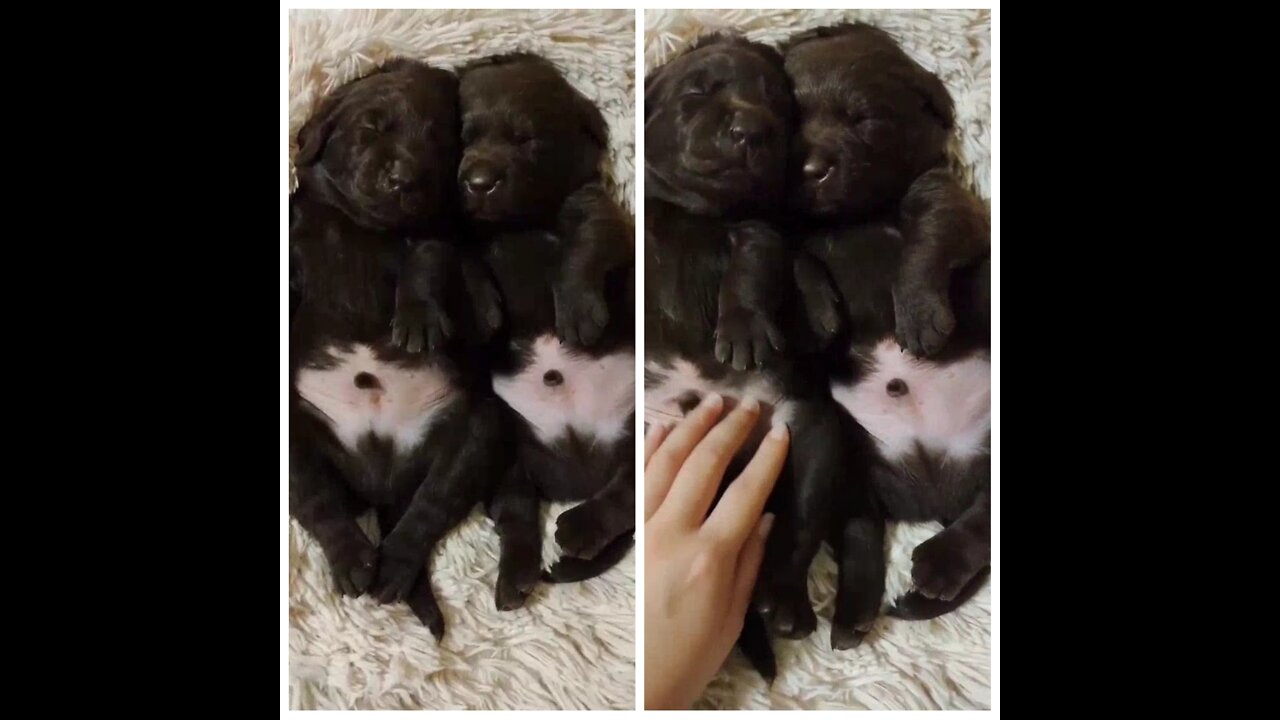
543,370,564,387
886,378,908,397
676,391,703,414
354,372,382,391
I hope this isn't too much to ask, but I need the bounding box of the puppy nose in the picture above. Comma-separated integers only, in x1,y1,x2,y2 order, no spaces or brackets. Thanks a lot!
381,164,415,193
803,157,833,183
729,111,767,147
464,166,502,195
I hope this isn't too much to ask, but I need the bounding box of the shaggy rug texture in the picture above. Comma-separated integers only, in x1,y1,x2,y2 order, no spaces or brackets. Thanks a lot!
645,9,992,711
287,9,635,711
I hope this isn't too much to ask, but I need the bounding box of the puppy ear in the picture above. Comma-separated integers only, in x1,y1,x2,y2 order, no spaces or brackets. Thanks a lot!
295,87,348,167
643,62,671,122
574,91,608,149
909,66,955,130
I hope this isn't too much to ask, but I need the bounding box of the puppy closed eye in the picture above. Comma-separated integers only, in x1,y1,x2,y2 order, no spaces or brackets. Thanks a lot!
680,80,725,98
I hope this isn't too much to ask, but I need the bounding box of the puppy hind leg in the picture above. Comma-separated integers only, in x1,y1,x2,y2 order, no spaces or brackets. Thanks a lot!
373,399,511,627
754,401,851,639
290,408,377,597
894,458,990,614
486,462,543,610
554,457,636,560
829,511,886,650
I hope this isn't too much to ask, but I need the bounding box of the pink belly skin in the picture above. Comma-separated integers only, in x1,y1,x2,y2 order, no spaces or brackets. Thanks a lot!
832,339,990,463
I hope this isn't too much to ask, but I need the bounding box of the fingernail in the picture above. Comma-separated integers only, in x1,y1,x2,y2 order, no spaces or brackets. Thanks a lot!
700,393,723,412
769,421,789,440
648,421,670,436
739,396,760,414
757,513,775,539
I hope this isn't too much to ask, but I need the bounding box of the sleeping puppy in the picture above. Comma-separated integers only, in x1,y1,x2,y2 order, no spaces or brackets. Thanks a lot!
783,23,992,632
644,34,865,680
456,54,637,584
787,23,989,356
289,58,516,639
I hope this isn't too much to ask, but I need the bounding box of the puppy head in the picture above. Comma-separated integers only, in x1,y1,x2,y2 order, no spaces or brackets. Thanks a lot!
457,54,606,222
294,59,460,229
784,24,953,217
644,35,793,216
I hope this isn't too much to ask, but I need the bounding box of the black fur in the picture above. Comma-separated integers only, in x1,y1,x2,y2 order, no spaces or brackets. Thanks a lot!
782,24,992,632
644,35,852,678
289,59,517,638
455,54,637,582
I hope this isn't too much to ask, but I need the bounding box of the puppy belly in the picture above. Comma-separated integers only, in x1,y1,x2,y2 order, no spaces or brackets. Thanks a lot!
295,344,458,453
644,357,795,433
832,338,990,463
493,334,635,446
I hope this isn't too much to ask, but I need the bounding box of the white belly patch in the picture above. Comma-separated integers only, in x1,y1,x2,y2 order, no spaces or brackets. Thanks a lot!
831,338,990,462
644,357,795,430
493,334,635,446
295,344,458,453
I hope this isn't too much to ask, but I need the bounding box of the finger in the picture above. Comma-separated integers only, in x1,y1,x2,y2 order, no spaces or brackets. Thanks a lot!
644,393,725,521
644,422,672,467
732,340,750,371
657,398,761,527
727,513,775,625
406,328,424,354
702,423,789,547
392,323,406,347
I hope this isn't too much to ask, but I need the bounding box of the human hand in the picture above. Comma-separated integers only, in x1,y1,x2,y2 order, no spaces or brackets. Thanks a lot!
643,394,790,710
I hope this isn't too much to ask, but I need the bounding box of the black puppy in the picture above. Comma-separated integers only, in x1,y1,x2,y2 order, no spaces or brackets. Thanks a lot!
784,24,992,630
644,35,864,680
455,54,637,583
289,59,518,638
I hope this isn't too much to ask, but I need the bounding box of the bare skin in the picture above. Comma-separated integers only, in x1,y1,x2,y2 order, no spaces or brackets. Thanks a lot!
643,394,790,710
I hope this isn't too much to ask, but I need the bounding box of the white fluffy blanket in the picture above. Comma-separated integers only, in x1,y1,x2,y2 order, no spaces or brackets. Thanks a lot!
287,9,635,710
645,9,991,710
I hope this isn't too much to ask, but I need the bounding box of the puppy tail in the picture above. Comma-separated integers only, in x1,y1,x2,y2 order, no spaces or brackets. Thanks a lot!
541,534,635,583
887,566,990,620
737,610,777,684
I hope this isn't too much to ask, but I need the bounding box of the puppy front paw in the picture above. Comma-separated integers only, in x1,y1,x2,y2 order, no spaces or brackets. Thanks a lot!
553,281,609,347
390,297,454,354
893,286,955,357
714,307,785,371
554,504,614,559
908,532,982,602
325,538,378,598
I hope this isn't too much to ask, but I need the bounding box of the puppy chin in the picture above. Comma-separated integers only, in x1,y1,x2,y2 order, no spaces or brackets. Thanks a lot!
462,192,507,221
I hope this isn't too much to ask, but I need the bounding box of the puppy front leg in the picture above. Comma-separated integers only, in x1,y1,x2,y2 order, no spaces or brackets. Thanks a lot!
715,221,789,370
554,182,634,347
391,238,458,354
289,408,376,597
485,462,542,611
554,459,636,561
895,168,990,357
